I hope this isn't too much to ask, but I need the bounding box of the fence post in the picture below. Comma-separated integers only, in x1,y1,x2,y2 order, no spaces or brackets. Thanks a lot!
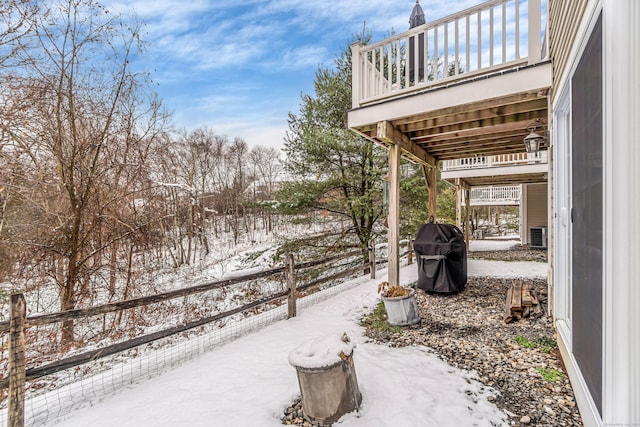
368,239,376,280
407,234,413,265
285,254,296,319
8,293,26,427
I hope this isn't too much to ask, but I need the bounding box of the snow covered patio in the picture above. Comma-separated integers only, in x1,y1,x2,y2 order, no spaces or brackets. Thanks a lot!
33,241,544,427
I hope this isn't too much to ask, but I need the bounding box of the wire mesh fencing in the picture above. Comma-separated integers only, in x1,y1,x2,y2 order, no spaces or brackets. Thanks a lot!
1,242,412,426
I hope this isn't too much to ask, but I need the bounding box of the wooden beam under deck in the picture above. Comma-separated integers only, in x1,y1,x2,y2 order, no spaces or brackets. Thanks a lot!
348,62,551,164
416,124,533,146
375,121,437,168
357,129,547,159
354,107,549,161
397,97,548,134
404,110,546,140
424,137,531,152
391,91,548,128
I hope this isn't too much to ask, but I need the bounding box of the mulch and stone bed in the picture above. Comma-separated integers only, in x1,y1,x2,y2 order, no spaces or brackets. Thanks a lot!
283,246,582,427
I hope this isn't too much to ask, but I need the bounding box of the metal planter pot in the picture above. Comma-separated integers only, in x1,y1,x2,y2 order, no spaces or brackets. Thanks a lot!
291,350,361,425
381,289,421,326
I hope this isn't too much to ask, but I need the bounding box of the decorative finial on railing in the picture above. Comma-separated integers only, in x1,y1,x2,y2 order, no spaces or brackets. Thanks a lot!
409,0,426,28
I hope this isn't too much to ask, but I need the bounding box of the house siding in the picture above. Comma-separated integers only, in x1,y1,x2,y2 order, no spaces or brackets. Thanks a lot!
549,0,589,92
526,183,548,230
549,2,640,425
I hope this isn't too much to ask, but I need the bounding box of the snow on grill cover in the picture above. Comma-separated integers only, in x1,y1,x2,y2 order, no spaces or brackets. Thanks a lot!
413,222,467,293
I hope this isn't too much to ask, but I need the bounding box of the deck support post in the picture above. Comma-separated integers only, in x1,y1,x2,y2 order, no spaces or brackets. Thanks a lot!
425,165,438,221
387,143,401,286
376,120,438,286
456,182,462,229
464,187,471,248
455,178,471,248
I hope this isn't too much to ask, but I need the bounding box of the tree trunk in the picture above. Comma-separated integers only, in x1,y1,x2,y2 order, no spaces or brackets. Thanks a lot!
109,242,118,298
60,264,77,344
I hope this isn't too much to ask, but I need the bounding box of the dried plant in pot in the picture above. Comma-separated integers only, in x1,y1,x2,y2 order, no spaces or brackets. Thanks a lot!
377,281,421,326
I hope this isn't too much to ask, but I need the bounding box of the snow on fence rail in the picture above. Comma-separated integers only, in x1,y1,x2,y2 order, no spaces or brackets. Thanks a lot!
1,240,413,427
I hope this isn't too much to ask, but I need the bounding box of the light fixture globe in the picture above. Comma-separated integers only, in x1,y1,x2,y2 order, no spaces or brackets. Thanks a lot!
523,130,543,153
523,120,546,154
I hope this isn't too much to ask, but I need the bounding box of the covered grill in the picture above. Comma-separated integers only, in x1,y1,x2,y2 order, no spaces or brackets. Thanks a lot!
413,222,467,293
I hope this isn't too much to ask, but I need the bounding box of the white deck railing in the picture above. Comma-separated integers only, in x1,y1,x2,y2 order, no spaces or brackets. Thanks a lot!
471,185,521,205
352,0,544,108
441,151,547,171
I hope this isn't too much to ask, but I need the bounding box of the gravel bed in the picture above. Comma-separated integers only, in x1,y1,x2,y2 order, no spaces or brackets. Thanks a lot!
369,276,581,426
283,248,581,427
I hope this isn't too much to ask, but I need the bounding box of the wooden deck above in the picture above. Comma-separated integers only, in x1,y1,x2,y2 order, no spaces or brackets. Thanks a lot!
351,0,551,286
348,61,551,162
348,0,551,186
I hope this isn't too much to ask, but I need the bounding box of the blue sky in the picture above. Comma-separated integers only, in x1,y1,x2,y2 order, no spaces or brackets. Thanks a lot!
111,0,480,150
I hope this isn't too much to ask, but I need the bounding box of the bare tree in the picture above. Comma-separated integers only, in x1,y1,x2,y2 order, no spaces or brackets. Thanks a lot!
248,146,282,233
0,0,39,67
188,128,220,254
0,0,169,343
225,138,249,244
0,0,40,279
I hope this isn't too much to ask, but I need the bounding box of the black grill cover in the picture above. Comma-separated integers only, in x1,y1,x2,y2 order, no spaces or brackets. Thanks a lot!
413,223,467,293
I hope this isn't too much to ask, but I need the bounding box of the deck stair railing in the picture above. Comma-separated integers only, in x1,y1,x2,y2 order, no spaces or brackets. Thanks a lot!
352,0,544,107
470,185,521,206
441,151,547,171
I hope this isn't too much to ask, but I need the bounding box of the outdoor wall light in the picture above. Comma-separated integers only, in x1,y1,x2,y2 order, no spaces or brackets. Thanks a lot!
523,120,546,154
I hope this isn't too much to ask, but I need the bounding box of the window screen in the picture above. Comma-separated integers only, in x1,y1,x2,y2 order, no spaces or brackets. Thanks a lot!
571,13,603,415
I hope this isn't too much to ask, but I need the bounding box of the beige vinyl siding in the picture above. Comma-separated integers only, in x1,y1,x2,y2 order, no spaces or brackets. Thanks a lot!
527,183,548,228
549,0,589,93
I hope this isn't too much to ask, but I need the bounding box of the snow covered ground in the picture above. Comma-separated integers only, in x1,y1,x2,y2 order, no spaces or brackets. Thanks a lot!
468,238,520,252
47,241,546,427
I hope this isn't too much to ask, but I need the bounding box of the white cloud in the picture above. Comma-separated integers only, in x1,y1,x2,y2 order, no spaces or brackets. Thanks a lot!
104,0,502,147
281,45,328,69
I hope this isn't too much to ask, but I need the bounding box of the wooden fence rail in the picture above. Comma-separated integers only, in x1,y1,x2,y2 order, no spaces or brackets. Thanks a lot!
2,242,414,426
